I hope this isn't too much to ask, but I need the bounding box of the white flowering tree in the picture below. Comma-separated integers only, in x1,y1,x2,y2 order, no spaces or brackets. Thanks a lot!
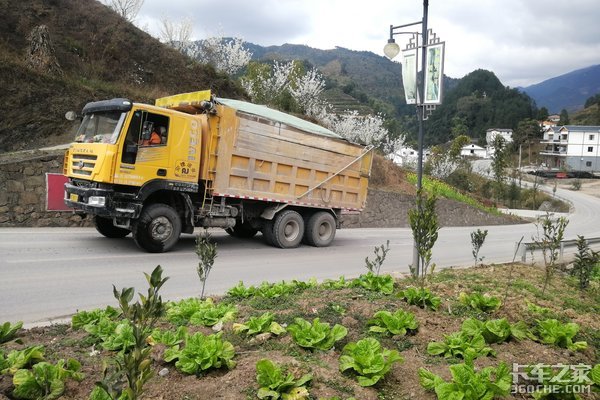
241,59,403,155
190,37,252,76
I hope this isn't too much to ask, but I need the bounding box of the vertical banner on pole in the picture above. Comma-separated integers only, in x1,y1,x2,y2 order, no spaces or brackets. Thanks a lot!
424,42,444,105
401,48,418,105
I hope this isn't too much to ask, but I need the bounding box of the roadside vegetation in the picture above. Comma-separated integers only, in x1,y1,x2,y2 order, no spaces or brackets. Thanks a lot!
1,253,598,399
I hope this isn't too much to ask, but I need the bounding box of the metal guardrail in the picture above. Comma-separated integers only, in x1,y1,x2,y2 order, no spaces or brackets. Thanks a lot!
516,237,600,263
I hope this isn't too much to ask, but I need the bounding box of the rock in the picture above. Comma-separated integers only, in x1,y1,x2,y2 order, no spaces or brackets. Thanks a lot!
249,333,272,345
211,321,224,332
158,368,169,377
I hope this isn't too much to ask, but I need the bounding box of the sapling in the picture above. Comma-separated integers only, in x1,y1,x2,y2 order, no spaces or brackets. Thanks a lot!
196,230,217,300
532,214,568,294
365,240,390,277
408,189,439,286
470,229,488,267
93,265,169,400
572,235,600,290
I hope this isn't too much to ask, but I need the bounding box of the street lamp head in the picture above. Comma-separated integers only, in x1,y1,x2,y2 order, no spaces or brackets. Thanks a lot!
383,39,400,60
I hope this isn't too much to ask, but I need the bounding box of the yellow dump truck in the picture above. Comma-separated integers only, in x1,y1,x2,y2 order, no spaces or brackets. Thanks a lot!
64,91,373,252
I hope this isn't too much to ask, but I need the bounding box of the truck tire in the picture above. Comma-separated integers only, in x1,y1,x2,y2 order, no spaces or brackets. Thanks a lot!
133,204,181,253
304,211,336,247
225,222,258,238
94,216,130,238
269,210,304,248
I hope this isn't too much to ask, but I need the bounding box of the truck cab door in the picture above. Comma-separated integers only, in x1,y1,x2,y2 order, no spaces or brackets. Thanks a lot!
116,109,170,185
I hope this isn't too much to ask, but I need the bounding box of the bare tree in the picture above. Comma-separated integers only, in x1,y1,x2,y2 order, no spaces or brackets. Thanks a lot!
106,0,144,22
159,17,193,53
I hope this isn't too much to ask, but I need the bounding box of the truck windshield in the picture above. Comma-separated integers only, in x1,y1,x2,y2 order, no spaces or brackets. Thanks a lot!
74,111,127,144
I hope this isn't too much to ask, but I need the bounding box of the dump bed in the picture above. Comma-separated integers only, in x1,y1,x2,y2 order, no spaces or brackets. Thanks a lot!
208,99,372,212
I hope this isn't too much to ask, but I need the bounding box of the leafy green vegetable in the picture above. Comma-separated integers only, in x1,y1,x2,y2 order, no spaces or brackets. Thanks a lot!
71,306,120,330
100,320,136,352
166,297,237,327
461,317,533,344
339,337,403,387
458,292,502,312
149,326,187,347
1,346,45,375
536,319,587,351
367,309,418,336
419,362,511,399
351,272,394,295
591,364,600,385
397,287,441,311
233,312,286,336
256,358,312,399
227,281,297,299
163,331,236,375
320,276,350,290
427,331,495,364
0,321,23,344
287,318,347,351
12,359,84,400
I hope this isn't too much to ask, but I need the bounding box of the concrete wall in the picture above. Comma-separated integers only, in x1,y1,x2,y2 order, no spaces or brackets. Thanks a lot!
0,152,88,227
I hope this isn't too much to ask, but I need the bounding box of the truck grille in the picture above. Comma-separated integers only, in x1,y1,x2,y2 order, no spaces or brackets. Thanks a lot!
71,154,97,176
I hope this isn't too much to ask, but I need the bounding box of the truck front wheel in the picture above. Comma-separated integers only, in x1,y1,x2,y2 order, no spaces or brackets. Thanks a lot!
304,211,336,247
267,210,304,249
94,216,130,238
133,204,181,253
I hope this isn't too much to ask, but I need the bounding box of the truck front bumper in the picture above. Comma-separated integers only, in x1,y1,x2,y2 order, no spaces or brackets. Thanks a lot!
64,183,142,218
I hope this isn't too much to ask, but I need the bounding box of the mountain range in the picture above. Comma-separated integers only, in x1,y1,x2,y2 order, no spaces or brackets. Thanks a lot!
521,64,600,113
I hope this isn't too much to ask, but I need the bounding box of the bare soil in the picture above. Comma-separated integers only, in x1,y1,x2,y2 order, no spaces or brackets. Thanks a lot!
0,263,598,400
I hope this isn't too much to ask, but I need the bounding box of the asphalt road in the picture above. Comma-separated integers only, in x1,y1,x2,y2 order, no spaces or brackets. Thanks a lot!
2,183,600,327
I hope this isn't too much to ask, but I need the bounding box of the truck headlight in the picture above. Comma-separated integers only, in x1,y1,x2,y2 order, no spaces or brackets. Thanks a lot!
88,196,106,206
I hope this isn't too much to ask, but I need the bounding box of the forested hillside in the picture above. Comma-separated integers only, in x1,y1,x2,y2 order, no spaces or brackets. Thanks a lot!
0,0,243,152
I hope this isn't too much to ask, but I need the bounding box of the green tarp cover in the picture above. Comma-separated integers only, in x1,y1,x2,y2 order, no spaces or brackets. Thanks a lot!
217,98,342,139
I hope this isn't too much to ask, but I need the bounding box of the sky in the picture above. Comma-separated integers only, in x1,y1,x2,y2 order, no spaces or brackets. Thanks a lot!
135,0,600,88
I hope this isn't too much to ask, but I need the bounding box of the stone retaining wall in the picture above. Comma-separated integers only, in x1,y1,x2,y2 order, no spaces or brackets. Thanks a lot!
0,152,88,227
0,152,522,228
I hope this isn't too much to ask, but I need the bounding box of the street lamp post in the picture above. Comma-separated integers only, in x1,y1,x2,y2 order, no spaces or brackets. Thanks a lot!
384,0,444,278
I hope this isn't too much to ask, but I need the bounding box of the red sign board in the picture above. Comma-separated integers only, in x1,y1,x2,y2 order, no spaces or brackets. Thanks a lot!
46,173,71,211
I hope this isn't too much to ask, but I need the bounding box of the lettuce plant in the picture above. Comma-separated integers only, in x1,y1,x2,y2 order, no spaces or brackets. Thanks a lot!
419,362,511,399
255,358,312,399
461,318,533,344
367,310,418,336
1,346,45,375
12,359,84,400
233,312,286,336
427,331,495,364
149,326,187,347
0,321,23,344
351,272,394,295
339,337,402,387
397,287,441,311
458,292,502,312
71,306,120,330
320,276,350,290
287,318,347,351
536,319,587,351
163,331,236,375
166,298,237,327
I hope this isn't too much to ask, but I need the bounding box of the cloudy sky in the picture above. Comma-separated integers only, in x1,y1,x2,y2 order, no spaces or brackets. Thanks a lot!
136,0,600,88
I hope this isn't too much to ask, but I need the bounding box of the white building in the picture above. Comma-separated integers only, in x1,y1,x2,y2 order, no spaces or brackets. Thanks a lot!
460,143,488,158
485,128,513,157
390,146,430,167
540,125,600,172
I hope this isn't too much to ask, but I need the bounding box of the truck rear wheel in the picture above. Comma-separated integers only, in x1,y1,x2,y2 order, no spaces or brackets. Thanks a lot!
225,222,258,238
304,211,336,247
94,216,130,238
133,204,181,253
268,210,304,248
